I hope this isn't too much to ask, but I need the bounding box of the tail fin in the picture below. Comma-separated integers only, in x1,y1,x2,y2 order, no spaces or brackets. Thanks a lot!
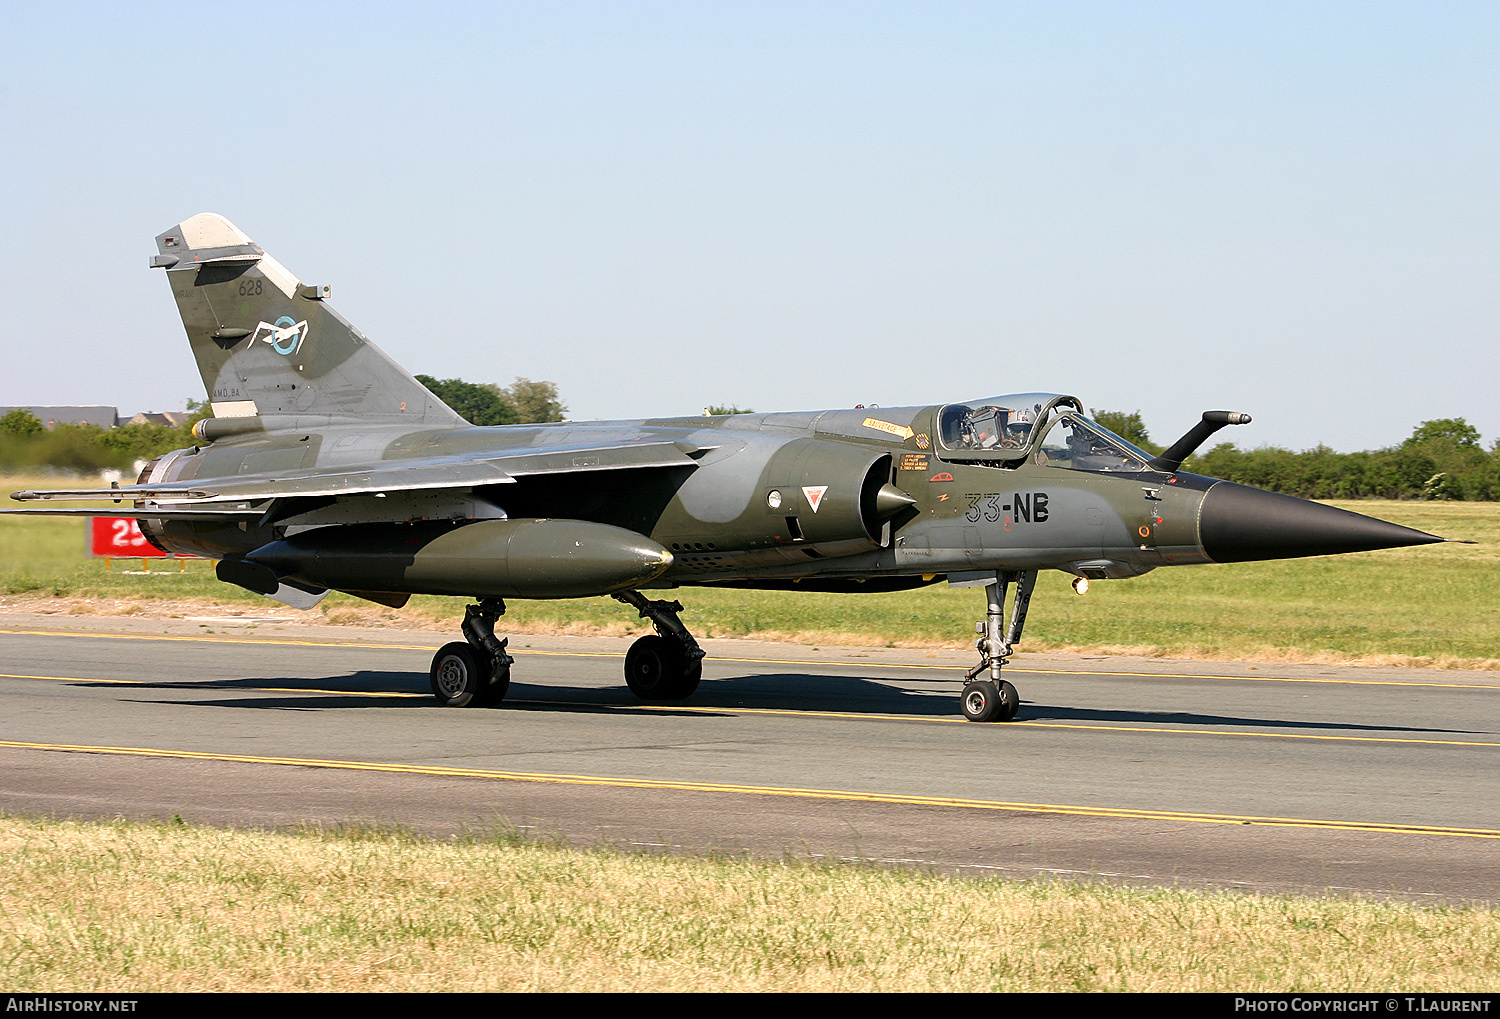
153,214,462,430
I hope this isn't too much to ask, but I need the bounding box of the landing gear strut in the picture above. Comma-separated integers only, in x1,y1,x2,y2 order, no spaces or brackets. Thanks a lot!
959,570,1035,722
613,590,705,701
430,598,514,707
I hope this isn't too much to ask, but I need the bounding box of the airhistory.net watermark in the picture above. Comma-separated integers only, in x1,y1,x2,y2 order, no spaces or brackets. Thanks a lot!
5,1000,138,1013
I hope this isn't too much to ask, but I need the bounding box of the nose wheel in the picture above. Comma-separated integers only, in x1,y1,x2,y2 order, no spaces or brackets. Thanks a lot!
961,679,1019,723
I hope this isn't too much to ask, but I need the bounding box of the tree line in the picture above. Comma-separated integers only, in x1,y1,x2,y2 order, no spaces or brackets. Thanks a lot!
3,390,1494,500
0,375,567,473
0,407,209,473
1093,410,1499,501
412,376,565,427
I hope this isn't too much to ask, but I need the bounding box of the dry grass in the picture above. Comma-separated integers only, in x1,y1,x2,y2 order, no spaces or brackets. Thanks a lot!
2,816,1499,992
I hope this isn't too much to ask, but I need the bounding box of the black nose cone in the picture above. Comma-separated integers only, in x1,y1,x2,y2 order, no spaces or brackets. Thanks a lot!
1200,481,1445,564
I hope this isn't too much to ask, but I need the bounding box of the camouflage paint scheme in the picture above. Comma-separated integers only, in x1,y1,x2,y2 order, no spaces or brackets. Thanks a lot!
8,215,1447,720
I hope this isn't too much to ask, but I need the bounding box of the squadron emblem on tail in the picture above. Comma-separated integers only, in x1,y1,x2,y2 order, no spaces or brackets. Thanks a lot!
250,316,309,356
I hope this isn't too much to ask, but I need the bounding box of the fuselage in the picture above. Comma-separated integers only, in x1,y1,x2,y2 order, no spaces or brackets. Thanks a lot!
141,401,1220,595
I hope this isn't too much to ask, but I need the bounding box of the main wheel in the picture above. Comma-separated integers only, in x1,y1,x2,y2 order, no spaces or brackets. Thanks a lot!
481,658,512,706
676,659,702,699
961,679,1020,722
431,642,495,707
624,635,697,700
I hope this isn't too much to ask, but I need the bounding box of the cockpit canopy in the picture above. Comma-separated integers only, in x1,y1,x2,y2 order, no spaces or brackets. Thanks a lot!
936,393,1155,473
937,394,1077,460
1035,413,1155,473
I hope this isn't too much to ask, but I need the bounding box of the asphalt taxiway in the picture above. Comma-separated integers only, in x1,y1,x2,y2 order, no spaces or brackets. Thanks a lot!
3,612,1499,904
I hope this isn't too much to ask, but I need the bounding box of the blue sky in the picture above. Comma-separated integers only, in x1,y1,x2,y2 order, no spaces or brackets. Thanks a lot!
1,2,1495,451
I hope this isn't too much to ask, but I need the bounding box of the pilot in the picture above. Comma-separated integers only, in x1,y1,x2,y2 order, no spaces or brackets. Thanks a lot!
1002,407,1034,448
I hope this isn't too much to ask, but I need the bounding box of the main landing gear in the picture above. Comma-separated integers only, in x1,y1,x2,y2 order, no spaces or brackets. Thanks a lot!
428,580,1025,720
430,599,514,707
612,590,705,701
429,592,707,707
959,569,1036,723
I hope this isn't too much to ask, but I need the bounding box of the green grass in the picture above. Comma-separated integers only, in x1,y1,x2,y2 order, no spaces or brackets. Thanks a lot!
3,473,1495,666
3,815,1499,992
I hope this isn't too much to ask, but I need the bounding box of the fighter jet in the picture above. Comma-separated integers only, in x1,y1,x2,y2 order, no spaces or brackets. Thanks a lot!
6,214,1454,722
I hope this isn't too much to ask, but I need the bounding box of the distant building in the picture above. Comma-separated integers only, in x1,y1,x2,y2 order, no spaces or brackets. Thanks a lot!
0,406,119,429
0,407,195,429
122,411,191,428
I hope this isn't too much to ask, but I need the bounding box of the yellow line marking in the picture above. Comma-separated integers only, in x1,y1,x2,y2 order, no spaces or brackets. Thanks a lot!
0,674,422,699
1009,720,1500,748
0,673,137,684
5,671,1496,748
2,738,1496,840
2,628,1496,689
510,700,1500,747
0,627,430,651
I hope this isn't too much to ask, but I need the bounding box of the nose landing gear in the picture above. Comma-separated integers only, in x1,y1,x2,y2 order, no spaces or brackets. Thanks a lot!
959,569,1035,722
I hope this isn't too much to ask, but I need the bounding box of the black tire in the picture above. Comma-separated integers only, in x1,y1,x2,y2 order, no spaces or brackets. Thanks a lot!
430,642,488,707
961,679,1020,722
678,659,702,698
479,658,511,706
994,680,1019,721
624,635,697,700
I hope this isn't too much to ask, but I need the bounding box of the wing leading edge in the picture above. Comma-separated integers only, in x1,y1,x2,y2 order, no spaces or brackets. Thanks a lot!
9,441,702,506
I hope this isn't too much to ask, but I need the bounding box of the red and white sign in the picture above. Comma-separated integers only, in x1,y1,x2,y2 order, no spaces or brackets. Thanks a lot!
89,516,169,557
802,486,828,513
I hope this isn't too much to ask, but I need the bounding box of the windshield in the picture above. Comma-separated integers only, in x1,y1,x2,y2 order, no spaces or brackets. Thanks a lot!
936,394,1066,457
1036,414,1154,473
